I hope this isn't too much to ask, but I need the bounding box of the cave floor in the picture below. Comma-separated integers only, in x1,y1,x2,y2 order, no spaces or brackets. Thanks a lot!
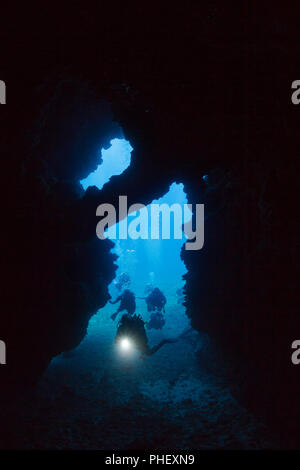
1,299,275,450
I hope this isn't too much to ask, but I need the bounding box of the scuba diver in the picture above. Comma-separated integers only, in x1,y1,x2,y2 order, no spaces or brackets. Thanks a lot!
137,287,167,330
146,311,165,330
109,289,136,321
113,272,131,292
115,313,176,359
145,287,167,313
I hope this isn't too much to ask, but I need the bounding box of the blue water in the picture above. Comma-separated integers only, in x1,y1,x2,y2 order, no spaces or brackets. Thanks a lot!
80,138,133,190
107,182,191,301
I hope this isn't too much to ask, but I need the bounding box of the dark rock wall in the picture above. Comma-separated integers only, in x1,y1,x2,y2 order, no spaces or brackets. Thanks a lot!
2,79,121,386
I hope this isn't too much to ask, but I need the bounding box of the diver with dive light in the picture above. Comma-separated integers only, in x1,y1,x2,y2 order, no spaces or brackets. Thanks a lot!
115,313,177,359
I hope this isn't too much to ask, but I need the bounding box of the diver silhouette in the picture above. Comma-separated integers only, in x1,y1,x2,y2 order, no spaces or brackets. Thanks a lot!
145,287,167,313
113,272,131,292
115,314,177,359
146,311,166,330
109,289,136,321
137,287,167,330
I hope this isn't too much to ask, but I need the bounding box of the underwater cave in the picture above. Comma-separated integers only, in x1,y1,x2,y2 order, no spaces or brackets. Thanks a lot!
51,138,198,395
2,14,299,448
2,133,275,450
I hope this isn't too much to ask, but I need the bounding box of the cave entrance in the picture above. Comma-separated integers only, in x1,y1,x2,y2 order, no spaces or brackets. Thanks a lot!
80,137,192,352
38,137,269,449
